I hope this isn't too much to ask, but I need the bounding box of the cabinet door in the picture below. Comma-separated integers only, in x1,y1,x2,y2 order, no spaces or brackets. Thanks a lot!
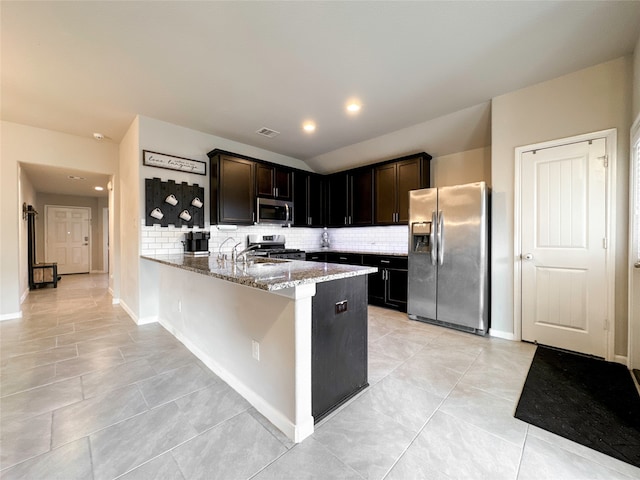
256,164,274,198
351,168,373,226
274,168,292,200
327,173,349,226
396,158,422,224
306,252,327,262
219,156,255,224
308,174,325,226
386,267,408,312
374,163,397,224
293,171,309,226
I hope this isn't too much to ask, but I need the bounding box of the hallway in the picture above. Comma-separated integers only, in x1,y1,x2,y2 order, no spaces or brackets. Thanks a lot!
1,274,639,479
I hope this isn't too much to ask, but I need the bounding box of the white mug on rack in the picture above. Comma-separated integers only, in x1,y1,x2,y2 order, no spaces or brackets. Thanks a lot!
150,208,164,220
165,194,178,206
191,197,203,208
179,210,192,221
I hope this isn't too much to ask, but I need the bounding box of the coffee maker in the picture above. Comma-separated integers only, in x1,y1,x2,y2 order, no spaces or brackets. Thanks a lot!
183,231,210,256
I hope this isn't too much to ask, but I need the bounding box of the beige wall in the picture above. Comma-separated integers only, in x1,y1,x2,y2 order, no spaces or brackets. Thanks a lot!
18,166,37,302
0,121,118,317
633,30,640,120
34,193,105,272
431,146,491,188
491,56,632,356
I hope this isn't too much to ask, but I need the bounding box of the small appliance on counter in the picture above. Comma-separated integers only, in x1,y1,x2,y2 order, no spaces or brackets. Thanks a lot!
247,234,305,259
183,231,210,256
320,227,330,249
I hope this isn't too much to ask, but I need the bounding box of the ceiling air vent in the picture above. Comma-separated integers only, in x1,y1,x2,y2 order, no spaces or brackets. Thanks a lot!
256,127,280,139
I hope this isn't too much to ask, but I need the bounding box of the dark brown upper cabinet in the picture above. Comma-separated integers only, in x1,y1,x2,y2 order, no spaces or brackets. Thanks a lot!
374,154,430,225
208,151,256,225
293,171,325,227
256,163,292,201
327,167,373,227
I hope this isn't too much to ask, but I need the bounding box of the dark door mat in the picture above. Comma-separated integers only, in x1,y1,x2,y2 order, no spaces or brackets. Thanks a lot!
515,346,640,468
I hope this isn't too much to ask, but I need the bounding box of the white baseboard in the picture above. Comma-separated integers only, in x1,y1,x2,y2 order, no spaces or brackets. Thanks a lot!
20,289,29,304
488,329,517,341
0,311,23,321
137,315,159,325
90,270,107,274
159,318,312,443
614,354,628,366
118,300,137,323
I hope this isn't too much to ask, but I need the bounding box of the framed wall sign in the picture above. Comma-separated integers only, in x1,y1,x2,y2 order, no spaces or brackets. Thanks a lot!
143,150,206,176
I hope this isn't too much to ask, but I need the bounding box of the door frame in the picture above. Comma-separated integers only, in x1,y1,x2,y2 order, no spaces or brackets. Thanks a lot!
628,114,640,370
44,205,92,273
513,129,617,361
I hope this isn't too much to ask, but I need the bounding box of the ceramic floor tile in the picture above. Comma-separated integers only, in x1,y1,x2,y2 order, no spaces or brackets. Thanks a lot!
440,382,527,447
55,324,121,346
0,377,83,423
353,374,443,433
174,381,249,433
411,344,480,374
252,437,362,480
518,435,636,480
0,438,92,480
390,359,462,398
526,426,640,479
246,407,296,450
0,363,57,397
1,344,78,374
171,411,287,480
138,362,217,408
90,402,198,480
387,411,521,480
367,346,404,385
54,346,125,380
0,412,52,470
460,362,528,403
17,324,74,342
370,335,424,362
75,332,135,356
313,399,416,479
81,358,157,399
52,384,148,447
0,336,57,360
118,452,185,480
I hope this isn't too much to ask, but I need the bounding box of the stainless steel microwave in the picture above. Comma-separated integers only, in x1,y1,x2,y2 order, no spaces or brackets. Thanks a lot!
256,197,293,225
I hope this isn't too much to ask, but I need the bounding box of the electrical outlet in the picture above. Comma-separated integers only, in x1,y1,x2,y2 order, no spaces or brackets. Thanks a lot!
252,340,260,361
335,300,348,314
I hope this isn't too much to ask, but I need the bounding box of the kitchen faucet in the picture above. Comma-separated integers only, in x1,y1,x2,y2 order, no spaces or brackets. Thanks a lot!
218,237,235,260
232,244,261,263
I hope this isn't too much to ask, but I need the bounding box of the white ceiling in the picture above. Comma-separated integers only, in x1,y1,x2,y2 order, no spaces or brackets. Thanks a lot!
21,163,110,199
3,1,640,171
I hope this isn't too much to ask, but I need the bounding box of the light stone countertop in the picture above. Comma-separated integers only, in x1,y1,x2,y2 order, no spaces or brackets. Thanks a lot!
141,254,377,291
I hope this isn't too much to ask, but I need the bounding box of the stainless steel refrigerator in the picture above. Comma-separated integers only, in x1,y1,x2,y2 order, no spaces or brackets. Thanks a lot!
407,182,489,335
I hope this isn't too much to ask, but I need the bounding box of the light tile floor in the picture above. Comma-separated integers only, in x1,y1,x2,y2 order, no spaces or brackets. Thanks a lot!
1,274,639,479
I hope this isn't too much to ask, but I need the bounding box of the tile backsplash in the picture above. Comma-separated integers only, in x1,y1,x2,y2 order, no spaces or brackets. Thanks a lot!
140,221,409,256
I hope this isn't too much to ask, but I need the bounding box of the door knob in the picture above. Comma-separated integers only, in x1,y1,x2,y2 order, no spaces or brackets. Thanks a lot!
635,261,640,269
522,253,533,260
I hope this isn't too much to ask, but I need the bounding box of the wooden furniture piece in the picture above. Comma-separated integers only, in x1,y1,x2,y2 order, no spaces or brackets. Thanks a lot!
26,205,58,289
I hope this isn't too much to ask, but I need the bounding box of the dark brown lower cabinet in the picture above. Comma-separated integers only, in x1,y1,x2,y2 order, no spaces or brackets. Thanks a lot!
312,276,368,422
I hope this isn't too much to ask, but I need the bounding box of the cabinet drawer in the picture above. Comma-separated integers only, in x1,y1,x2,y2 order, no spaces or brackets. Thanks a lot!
325,253,362,265
306,253,327,262
361,255,407,270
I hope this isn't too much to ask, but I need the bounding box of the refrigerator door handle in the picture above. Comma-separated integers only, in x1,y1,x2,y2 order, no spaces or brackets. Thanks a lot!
430,210,437,266
437,210,445,266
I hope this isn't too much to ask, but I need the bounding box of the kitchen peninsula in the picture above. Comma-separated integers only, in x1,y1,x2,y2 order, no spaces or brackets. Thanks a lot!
140,254,376,443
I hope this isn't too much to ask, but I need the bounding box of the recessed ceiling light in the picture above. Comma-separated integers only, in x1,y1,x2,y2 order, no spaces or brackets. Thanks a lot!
94,186,104,191
67,175,86,180
346,102,361,113
303,122,316,133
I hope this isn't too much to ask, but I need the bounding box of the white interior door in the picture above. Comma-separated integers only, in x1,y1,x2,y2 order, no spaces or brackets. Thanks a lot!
46,206,90,274
630,122,640,370
521,138,608,357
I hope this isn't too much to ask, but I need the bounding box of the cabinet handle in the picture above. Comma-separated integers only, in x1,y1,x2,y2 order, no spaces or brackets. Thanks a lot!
349,215,352,225
339,256,347,260
380,259,390,264
252,212,255,223
308,216,312,225
344,217,348,225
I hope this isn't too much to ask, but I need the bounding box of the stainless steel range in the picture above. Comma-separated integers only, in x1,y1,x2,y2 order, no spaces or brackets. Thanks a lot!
246,234,305,260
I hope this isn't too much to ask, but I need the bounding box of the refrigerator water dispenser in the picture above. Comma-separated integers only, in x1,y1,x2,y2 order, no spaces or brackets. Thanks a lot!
411,222,432,254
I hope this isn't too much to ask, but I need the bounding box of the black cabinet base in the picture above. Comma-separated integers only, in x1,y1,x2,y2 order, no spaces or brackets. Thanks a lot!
313,382,369,424
312,276,368,421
